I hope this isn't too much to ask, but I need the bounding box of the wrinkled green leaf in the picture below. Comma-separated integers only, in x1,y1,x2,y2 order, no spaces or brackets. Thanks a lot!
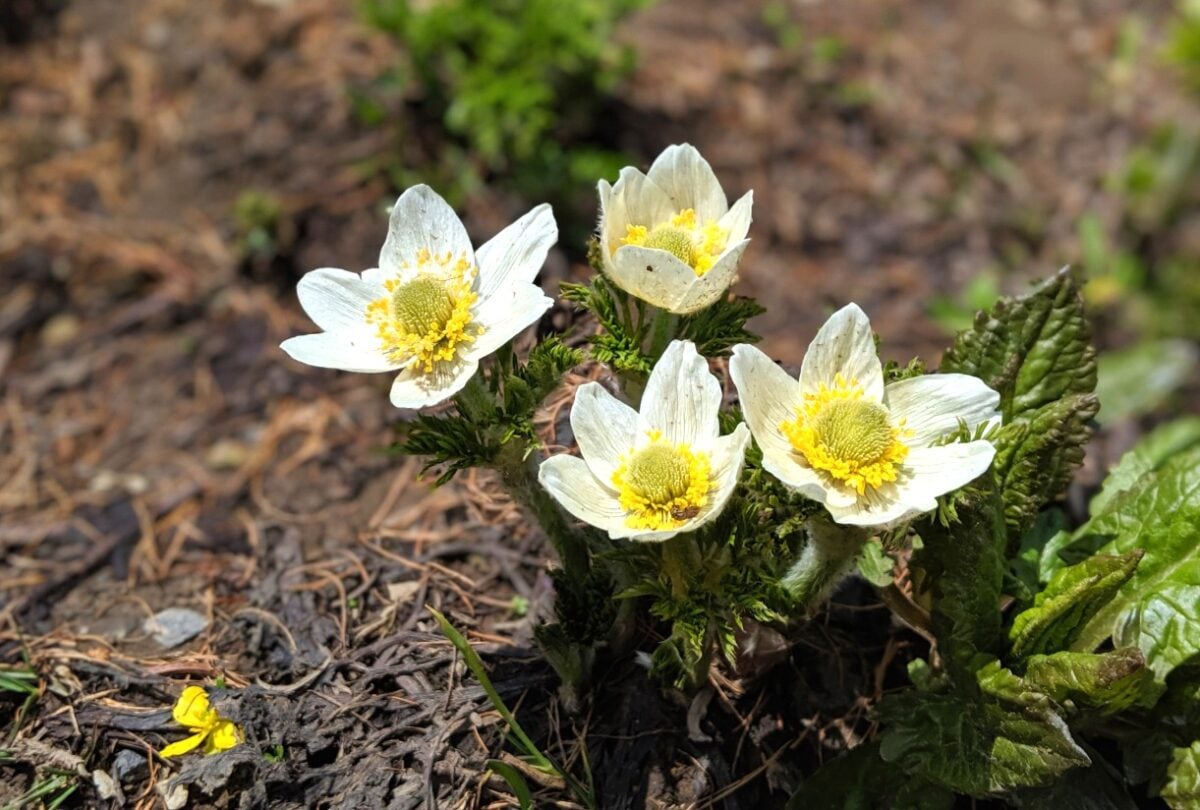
941,268,1096,423
1022,649,1158,716
1009,552,1142,659
1090,416,1200,516
1011,508,1069,600
990,393,1099,536
1011,756,1138,809
912,495,1007,676
877,687,1089,796
1067,449,1200,674
787,743,953,810
1095,339,1198,425
1162,741,1200,809
1115,560,1200,680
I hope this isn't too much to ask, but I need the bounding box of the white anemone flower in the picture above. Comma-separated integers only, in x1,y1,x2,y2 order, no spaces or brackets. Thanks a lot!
598,144,753,315
729,304,1000,527
539,340,750,542
281,185,555,408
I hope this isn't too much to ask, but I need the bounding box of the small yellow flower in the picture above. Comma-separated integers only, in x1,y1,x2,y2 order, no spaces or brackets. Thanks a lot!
159,686,242,758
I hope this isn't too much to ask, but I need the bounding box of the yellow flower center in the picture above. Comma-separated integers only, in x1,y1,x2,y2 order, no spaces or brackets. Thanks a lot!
779,375,910,495
620,208,728,277
612,431,712,531
365,248,481,373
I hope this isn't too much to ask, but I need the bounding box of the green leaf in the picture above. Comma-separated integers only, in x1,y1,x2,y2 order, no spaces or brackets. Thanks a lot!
394,412,500,485
1115,560,1200,680
1066,448,1200,675
786,743,954,810
1011,757,1139,809
877,687,1089,796
990,393,1099,536
941,268,1097,423
1095,339,1198,424
856,539,894,588
486,760,534,809
1011,508,1069,599
1162,741,1200,810
912,494,1008,677
1090,416,1200,517
1008,552,1142,659
561,275,652,373
676,295,765,357
1021,649,1158,716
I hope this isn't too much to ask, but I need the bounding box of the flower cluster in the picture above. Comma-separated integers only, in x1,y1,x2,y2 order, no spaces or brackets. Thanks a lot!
281,143,1002,696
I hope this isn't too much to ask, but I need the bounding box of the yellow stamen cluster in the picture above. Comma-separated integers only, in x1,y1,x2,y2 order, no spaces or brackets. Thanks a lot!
780,375,910,495
611,430,712,531
365,248,480,373
620,209,728,276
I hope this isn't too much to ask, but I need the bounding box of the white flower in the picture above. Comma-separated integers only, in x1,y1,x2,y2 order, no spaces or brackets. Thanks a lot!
729,304,1000,527
539,340,750,541
598,144,753,315
281,185,556,408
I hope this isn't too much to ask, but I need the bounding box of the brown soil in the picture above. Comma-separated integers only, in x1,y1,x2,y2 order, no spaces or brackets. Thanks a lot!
0,0,1184,807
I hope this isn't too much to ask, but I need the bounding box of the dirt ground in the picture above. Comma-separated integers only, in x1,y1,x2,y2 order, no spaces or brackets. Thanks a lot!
0,0,1188,807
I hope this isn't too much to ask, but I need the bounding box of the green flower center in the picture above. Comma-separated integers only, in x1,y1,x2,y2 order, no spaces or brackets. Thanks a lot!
642,226,697,268
624,443,692,504
392,277,455,333
812,399,894,464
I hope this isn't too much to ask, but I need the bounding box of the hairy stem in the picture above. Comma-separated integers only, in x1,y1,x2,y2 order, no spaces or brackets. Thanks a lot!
782,517,870,614
494,442,591,580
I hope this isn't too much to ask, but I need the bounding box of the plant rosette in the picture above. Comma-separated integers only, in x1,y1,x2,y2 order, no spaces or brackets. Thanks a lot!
281,184,557,408
731,304,1001,526
598,144,753,315
539,340,750,541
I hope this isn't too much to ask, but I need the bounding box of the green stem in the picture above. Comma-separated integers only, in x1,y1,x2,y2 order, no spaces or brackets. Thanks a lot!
646,307,679,360
494,442,591,580
456,372,495,423
782,517,870,614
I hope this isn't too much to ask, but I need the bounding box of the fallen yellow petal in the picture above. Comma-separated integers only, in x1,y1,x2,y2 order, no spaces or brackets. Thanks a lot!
204,719,242,754
173,685,217,730
160,730,208,759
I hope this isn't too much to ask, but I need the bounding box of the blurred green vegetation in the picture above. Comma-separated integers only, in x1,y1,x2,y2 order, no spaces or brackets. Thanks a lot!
356,0,651,244
933,2,1200,424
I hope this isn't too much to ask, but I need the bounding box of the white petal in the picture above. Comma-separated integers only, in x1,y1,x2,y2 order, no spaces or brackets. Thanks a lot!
598,179,621,257
475,204,558,299
646,144,727,222
538,455,628,535
885,374,1001,447
280,331,396,373
378,185,474,275
824,487,916,527
895,442,996,511
799,303,884,401
296,268,381,332
693,424,750,525
825,442,996,527
466,283,553,359
671,239,748,314
388,356,478,409
609,244,696,311
570,382,639,483
611,167,674,230
719,190,754,243
639,341,721,447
